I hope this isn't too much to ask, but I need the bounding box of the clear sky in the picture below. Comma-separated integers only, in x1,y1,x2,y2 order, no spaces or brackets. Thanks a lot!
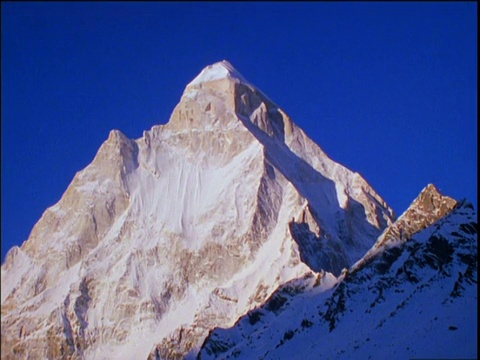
1,2,477,263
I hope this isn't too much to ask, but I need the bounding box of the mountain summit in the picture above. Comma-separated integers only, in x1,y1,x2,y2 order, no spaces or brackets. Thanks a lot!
187,60,248,86
2,61,474,360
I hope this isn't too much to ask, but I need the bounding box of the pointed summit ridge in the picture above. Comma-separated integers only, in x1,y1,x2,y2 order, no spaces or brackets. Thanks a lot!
408,182,456,216
188,60,247,86
352,183,458,271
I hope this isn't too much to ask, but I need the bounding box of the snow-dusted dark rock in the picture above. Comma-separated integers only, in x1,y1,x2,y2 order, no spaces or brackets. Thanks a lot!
1,61,395,359
199,197,477,360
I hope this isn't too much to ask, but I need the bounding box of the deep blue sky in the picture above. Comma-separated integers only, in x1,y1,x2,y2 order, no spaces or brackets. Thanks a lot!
1,2,477,263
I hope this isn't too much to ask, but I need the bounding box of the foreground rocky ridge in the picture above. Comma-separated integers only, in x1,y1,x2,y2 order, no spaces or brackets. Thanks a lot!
1,61,395,359
352,183,458,271
199,197,477,360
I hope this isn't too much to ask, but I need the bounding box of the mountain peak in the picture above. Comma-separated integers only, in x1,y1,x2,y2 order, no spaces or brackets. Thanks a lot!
411,183,456,214
187,60,247,87
420,183,440,196
2,61,397,359
354,183,458,269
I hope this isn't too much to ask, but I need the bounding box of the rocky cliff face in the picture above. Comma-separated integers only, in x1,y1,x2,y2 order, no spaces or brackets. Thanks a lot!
352,183,458,271
1,61,394,359
373,183,456,246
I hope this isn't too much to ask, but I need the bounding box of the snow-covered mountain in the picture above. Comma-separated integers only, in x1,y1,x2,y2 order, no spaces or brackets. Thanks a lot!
199,195,477,360
1,60,397,359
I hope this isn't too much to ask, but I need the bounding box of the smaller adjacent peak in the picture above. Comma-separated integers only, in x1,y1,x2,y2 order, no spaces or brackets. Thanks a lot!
395,183,457,234
411,183,456,214
420,183,440,195
187,60,248,87
353,183,458,271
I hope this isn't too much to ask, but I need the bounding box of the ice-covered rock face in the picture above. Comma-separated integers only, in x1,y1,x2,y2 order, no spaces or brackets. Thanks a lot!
1,61,394,360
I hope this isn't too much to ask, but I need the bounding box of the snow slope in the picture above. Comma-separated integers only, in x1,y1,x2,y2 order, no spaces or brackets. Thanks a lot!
199,199,477,360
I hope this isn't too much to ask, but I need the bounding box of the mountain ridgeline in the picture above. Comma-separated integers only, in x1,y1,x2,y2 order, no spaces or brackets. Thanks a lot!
1,61,476,360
